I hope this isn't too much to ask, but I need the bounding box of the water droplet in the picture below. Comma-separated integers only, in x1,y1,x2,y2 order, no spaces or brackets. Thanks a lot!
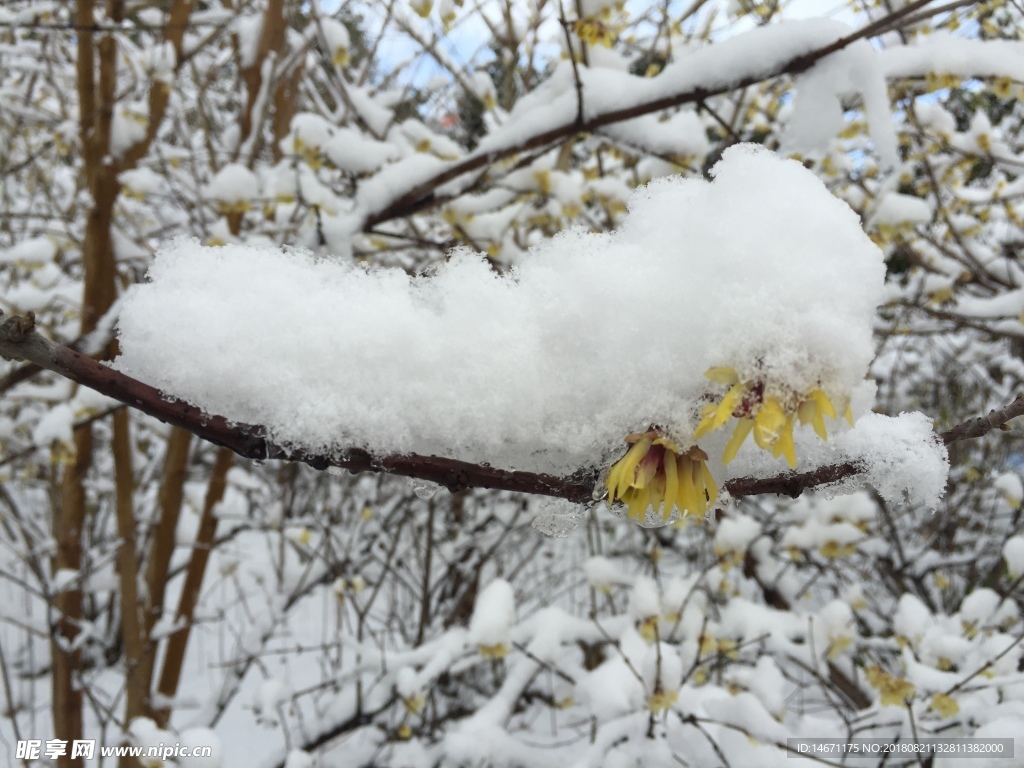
531,498,584,538
411,479,439,499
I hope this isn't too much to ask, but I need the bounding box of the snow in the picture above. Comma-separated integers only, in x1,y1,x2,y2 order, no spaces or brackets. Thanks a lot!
110,103,149,158
629,577,661,621
641,642,683,694
51,568,79,593
725,656,787,719
205,164,261,206
253,678,290,725
600,109,709,157
870,192,933,228
32,403,73,448
282,752,313,768
714,514,761,556
894,594,935,648
583,556,626,592
177,728,223,768
1004,536,1024,578
0,236,57,266
395,666,421,700
995,472,1023,507
469,579,515,649
346,84,394,137
880,34,1024,83
120,167,168,198
783,40,899,166
779,518,863,555
129,717,176,764
322,128,400,174
233,14,264,68
116,146,906,490
832,411,949,508
319,17,350,66
960,588,1006,627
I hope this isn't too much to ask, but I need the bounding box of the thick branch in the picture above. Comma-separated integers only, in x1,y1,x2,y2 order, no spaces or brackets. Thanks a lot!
2,312,1019,506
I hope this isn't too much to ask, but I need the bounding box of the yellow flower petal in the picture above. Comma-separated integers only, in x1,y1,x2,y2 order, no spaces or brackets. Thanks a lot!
606,459,624,498
812,411,828,441
694,413,716,439
713,384,746,429
753,399,786,450
663,449,679,520
810,390,837,419
634,452,658,490
611,437,652,499
723,418,754,464
773,417,797,468
701,461,718,507
624,488,642,521
653,435,680,452
797,398,816,426
704,366,739,385
930,693,959,718
691,458,705,513
679,455,697,515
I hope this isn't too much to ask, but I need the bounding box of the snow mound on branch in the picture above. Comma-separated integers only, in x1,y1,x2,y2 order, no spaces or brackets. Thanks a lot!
116,146,891,480
832,411,949,508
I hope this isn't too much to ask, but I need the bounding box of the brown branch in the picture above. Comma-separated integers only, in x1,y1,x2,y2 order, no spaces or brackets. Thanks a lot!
2,312,1020,507
238,0,285,150
154,446,234,728
939,394,1024,445
112,410,147,723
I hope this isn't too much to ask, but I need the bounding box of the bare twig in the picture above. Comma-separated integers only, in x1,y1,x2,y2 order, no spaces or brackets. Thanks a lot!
939,394,1024,445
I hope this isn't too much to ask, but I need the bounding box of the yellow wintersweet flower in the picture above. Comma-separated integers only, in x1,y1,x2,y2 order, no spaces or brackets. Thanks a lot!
403,694,425,714
606,430,717,523
331,46,349,68
572,18,617,47
716,638,740,660
819,540,857,559
696,367,849,469
826,635,854,660
648,688,679,713
994,76,1014,99
479,643,508,659
797,389,838,440
930,693,959,718
639,615,659,642
865,665,916,707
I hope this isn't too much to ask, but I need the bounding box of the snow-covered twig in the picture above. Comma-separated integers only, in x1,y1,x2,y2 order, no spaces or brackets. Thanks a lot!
362,3,931,229
2,310,1018,507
